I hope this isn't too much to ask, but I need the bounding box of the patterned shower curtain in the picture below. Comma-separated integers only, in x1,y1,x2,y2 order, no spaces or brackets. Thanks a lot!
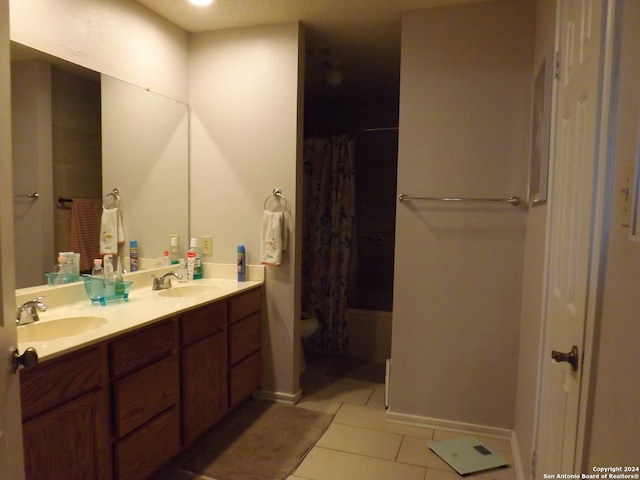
302,134,356,354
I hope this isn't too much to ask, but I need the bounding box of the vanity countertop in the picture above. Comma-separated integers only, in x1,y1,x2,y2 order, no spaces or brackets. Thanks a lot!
17,274,263,363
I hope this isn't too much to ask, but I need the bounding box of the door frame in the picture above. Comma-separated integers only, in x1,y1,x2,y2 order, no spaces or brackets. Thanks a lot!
533,0,621,474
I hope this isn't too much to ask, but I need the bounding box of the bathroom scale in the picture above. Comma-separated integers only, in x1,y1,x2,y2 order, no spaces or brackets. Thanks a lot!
428,436,508,475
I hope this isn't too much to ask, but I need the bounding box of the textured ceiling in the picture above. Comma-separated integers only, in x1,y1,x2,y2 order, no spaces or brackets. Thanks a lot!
136,0,490,108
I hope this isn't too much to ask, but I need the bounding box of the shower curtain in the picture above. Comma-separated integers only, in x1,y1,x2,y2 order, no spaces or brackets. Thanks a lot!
302,134,356,354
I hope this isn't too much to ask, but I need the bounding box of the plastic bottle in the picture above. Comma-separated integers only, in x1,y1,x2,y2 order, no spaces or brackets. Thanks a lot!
103,254,116,297
129,240,139,272
186,250,196,282
163,250,170,266
170,236,180,264
177,258,188,283
53,256,67,274
189,238,203,280
91,259,104,277
103,255,115,279
115,256,125,295
237,245,245,282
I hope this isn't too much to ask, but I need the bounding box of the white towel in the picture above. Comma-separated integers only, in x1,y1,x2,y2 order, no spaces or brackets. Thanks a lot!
261,210,287,267
100,207,124,255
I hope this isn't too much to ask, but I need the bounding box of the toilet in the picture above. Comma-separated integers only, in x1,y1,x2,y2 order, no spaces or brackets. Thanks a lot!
300,313,319,373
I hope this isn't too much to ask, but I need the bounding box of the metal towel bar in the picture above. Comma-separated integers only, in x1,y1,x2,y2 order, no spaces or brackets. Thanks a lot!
13,192,39,199
398,193,520,206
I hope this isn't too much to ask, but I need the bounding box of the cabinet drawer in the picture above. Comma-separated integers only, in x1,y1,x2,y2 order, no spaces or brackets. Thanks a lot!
181,300,227,346
21,346,104,421
113,354,179,438
110,319,176,378
228,312,261,366
114,406,180,480
228,287,262,325
229,350,261,408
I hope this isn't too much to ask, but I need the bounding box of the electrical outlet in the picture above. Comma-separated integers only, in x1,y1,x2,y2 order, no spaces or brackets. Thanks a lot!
201,236,212,255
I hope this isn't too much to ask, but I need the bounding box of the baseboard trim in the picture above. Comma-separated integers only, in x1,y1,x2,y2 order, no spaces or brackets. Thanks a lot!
386,410,512,439
253,388,302,405
511,430,526,480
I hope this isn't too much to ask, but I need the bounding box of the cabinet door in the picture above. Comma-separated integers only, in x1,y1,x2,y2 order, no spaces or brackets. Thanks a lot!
23,390,110,480
182,331,228,445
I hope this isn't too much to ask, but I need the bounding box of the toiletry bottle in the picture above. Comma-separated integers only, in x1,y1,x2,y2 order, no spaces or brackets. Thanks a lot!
103,254,116,297
163,250,170,266
237,245,246,282
170,236,179,264
115,256,125,295
129,240,139,272
189,238,203,280
104,254,115,279
186,250,196,282
53,256,66,274
91,259,104,277
177,258,188,283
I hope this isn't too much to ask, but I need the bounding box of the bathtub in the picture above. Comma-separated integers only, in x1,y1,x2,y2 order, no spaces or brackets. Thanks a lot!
345,308,392,363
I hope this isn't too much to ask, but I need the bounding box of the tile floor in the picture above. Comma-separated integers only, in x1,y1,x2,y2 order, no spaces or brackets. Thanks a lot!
288,357,518,480
154,356,518,480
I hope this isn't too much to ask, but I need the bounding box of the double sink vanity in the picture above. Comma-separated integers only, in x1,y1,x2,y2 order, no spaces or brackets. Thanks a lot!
15,265,264,480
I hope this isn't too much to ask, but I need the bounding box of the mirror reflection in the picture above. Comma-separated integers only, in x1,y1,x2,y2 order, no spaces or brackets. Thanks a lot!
11,42,189,289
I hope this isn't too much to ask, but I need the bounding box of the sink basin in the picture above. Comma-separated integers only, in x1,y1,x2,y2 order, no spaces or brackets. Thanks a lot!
157,285,217,298
18,316,107,343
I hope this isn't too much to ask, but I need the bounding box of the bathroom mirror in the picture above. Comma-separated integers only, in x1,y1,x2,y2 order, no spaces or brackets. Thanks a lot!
11,42,189,289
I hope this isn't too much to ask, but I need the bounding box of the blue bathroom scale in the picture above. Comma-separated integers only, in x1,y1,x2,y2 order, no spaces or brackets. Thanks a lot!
428,436,508,475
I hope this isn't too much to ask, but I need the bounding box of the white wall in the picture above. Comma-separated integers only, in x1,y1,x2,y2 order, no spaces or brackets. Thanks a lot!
390,0,534,430
586,0,640,466
189,23,303,400
11,60,54,287
9,0,189,103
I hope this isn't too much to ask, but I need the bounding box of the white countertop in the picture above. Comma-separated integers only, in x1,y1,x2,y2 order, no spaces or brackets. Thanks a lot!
16,265,264,362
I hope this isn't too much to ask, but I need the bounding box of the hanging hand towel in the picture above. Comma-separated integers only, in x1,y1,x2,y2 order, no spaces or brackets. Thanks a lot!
100,207,124,255
70,198,103,271
261,210,287,266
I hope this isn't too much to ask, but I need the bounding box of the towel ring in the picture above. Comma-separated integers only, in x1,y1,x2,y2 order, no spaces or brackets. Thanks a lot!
264,188,288,212
103,188,120,209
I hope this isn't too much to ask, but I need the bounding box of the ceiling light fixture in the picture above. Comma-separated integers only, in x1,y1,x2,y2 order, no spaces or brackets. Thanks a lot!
189,0,213,6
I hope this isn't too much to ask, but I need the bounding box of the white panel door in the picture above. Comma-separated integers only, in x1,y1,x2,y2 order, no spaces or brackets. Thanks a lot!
537,0,605,474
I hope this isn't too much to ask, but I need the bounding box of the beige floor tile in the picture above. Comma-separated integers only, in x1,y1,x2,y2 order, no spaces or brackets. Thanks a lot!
334,403,434,439
365,384,387,408
426,468,469,480
296,397,344,415
316,423,403,461
302,377,376,406
295,446,426,480
400,435,517,480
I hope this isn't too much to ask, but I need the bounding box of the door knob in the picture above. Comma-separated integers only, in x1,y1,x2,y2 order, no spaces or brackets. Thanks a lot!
12,347,38,373
551,345,579,372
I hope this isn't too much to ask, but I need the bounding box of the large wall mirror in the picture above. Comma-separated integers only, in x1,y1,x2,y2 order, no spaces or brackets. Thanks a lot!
11,42,189,289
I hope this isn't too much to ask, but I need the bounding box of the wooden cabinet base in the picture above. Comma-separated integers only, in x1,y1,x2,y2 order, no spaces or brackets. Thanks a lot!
114,406,181,480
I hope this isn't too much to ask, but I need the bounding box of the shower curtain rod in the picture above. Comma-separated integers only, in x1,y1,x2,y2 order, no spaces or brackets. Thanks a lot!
362,126,398,132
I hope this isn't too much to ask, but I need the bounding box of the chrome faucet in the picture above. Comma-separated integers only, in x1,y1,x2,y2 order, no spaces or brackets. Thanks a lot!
150,272,183,290
16,296,47,325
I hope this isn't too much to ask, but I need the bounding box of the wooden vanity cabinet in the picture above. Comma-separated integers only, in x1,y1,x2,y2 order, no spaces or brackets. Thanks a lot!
228,287,263,408
19,286,263,480
180,300,228,445
110,319,180,480
20,345,112,480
